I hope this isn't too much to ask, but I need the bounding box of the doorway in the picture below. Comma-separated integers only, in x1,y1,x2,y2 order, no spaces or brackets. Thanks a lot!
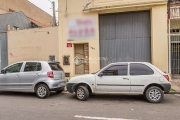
74,43,89,74
171,35,180,78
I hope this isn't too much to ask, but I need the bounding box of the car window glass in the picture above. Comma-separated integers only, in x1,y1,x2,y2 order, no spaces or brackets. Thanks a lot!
49,63,63,71
130,63,154,75
24,62,42,72
102,65,128,76
5,63,23,73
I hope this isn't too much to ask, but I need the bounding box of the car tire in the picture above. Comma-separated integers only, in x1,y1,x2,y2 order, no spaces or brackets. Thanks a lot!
145,86,164,103
76,86,89,101
36,84,50,99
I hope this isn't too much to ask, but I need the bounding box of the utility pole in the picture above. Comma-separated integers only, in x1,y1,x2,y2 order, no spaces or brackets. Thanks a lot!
52,1,57,26
48,0,57,26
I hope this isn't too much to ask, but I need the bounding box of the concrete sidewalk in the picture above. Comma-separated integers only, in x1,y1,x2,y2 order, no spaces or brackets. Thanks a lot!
171,80,180,92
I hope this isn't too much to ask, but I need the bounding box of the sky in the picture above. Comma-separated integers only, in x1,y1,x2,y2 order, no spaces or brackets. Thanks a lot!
28,0,58,17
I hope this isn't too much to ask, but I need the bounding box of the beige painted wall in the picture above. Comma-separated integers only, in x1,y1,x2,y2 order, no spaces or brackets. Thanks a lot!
8,27,59,64
58,0,100,77
151,5,168,73
58,0,168,77
0,0,53,27
0,9,7,14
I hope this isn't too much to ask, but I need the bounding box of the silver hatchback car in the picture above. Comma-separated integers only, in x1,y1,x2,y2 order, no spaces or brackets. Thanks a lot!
0,61,66,98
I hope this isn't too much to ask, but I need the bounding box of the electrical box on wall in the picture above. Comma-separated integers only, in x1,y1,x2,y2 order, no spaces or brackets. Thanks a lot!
65,73,70,77
63,55,70,65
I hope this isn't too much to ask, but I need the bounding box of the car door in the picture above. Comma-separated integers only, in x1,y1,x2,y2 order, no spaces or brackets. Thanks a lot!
0,62,23,91
18,62,42,91
129,63,155,93
95,64,130,93
0,71,7,90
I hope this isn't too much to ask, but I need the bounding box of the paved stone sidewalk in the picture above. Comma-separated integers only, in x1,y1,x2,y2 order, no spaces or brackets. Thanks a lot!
171,79,180,92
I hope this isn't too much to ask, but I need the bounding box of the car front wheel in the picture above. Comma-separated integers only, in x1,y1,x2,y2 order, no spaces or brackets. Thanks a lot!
76,86,89,101
36,84,50,99
145,86,164,103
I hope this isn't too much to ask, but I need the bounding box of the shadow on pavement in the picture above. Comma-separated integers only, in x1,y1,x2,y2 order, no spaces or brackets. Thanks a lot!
0,91,173,104
66,93,147,102
0,91,65,99
89,94,146,102
0,91,36,97
67,93,173,104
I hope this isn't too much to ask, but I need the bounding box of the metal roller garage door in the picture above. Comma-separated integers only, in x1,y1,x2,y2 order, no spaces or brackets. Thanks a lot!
99,11,151,68
0,33,8,69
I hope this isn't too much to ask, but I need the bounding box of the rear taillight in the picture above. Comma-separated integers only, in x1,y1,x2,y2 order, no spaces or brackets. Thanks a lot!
47,71,54,78
163,75,170,81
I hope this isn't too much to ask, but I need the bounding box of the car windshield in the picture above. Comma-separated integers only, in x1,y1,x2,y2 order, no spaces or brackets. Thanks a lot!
91,70,100,74
91,65,108,74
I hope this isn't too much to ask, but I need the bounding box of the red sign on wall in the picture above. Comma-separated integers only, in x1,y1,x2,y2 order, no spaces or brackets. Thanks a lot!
67,43,72,48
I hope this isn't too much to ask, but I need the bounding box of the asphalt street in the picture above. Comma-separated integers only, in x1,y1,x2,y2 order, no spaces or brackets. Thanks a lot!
0,92,179,120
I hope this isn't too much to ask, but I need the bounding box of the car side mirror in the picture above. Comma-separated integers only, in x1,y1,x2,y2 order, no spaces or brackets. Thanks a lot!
1,70,5,74
98,73,103,77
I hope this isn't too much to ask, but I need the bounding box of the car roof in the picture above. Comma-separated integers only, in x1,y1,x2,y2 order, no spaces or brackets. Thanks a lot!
14,61,60,64
110,62,150,65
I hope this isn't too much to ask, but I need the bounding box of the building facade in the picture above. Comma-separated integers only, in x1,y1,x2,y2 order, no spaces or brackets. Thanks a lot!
58,0,168,77
169,0,180,78
0,0,54,70
8,27,59,65
0,12,32,69
0,0,53,27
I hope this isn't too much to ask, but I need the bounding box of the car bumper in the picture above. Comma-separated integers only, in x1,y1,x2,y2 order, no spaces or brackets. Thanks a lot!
161,83,171,94
50,87,64,91
45,79,66,90
66,83,77,93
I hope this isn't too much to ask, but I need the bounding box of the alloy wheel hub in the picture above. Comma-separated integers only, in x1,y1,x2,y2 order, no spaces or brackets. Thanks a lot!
77,88,85,99
37,86,47,97
149,89,161,101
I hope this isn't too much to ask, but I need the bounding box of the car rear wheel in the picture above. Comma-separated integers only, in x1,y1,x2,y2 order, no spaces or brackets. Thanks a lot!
145,86,164,103
76,86,89,101
36,84,50,99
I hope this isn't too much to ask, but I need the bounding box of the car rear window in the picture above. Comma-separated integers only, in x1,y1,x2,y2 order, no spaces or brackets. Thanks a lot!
130,63,154,75
49,63,63,71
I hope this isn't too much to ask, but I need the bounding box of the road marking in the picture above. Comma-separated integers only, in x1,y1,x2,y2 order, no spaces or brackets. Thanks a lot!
74,115,136,120
174,94,180,97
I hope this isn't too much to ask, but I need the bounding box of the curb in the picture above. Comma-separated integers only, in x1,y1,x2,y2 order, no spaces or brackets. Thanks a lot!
169,91,180,94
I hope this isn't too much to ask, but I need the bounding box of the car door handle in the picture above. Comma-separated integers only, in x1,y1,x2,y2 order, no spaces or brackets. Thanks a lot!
123,78,129,80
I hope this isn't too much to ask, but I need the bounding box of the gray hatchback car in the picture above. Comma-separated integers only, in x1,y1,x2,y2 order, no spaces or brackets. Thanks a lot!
0,61,66,98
